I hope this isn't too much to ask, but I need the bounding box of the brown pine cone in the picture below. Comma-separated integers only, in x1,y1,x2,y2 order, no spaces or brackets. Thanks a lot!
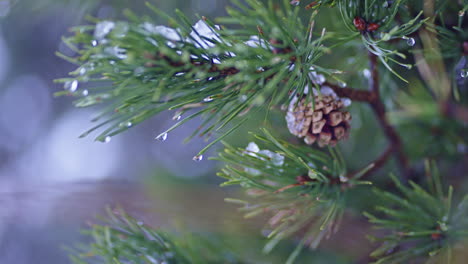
285,94,351,147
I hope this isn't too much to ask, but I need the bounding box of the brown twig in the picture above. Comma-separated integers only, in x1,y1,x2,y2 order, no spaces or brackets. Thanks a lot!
351,146,394,179
325,54,413,180
366,53,412,181
323,82,376,102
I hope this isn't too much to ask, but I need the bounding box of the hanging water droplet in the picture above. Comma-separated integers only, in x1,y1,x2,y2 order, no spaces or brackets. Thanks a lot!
406,37,415,47
82,89,89,96
79,67,87,76
316,74,326,84
362,69,371,79
203,96,214,102
119,121,133,128
192,155,204,161
64,80,78,92
239,95,248,102
341,98,352,107
339,175,349,182
172,113,182,121
91,40,98,47
104,136,112,143
290,0,300,6
461,69,468,78
403,64,412,70
156,133,168,141
339,81,347,88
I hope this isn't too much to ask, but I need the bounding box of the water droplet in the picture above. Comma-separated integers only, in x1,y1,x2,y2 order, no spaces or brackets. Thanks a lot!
175,72,185,76
290,0,300,6
339,81,347,88
137,221,144,226
461,69,468,78
193,155,203,161
104,136,112,143
339,175,349,182
406,37,415,46
156,133,168,141
94,21,115,40
341,98,352,107
91,40,98,47
64,80,78,92
79,67,87,75
239,95,248,102
119,121,133,128
109,60,116,65
82,89,89,96
172,113,182,121
439,223,448,231
134,67,145,76
362,69,371,79
316,74,326,84
459,10,465,17
113,22,129,38
403,64,412,69
104,46,127,60
203,96,214,102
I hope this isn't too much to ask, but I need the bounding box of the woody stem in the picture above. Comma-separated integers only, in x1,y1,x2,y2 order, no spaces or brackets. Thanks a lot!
368,53,412,181
327,54,412,181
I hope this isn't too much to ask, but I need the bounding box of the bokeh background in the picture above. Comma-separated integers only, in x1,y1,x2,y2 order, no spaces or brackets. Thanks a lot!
0,1,239,263
0,0,466,263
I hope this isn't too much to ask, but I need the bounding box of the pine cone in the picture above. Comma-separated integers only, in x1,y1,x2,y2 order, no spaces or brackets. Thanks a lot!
285,94,351,147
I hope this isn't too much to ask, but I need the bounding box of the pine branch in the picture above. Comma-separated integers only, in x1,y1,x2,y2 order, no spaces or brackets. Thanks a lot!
216,129,372,263
365,162,468,264
55,0,332,150
70,208,244,264
337,0,429,82
54,1,468,263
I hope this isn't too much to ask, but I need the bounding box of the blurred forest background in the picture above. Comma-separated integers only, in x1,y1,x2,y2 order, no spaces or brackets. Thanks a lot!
0,0,466,263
